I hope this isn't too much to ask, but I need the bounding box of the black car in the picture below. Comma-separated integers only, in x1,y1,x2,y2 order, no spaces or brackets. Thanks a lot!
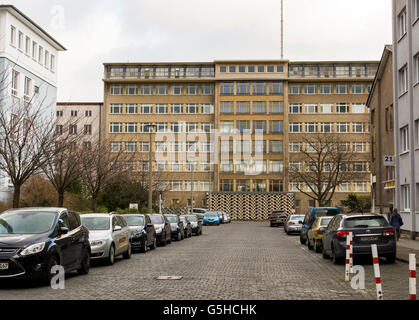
0,208,91,283
269,211,288,227
122,214,157,253
148,214,171,246
164,214,185,241
321,213,397,264
179,216,193,238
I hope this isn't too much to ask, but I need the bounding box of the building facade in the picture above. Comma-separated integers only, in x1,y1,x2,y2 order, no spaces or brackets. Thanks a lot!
392,0,419,237
0,5,66,202
367,46,395,217
103,60,378,213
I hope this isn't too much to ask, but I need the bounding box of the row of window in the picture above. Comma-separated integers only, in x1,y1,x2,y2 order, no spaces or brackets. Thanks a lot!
219,180,285,193
219,65,284,74
11,69,38,102
288,161,369,173
289,64,377,78
289,122,368,133
220,101,283,114
219,160,284,173
109,66,215,78
220,82,283,95
109,122,214,133
119,160,214,173
168,181,213,192
219,120,283,134
110,84,214,95
56,110,93,117
289,142,368,153
56,124,92,135
289,83,371,95
288,103,367,114
398,54,419,95
10,25,55,72
289,182,368,193
109,103,214,115
397,0,419,41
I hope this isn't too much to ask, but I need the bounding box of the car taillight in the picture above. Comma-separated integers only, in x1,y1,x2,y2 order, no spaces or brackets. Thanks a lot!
383,229,396,236
288,222,295,225
337,231,349,238
269,216,275,219
316,230,324,235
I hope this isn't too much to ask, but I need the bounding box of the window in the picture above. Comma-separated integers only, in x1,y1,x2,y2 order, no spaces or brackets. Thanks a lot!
353,162,367,172
201,142,213,152
399,65,408,95
186,85,199,95
338,183,350,193
156,85,168,95
253,180,267,192
69,125,77,135
415,0,419,20
202,104,214,114
237,180,250,192
201,162,212,172
84,125,92,135
156,123,168,133
253,120,267,133
201,123,213,133
38,46,44,65
125,123,138,133
156,104,168,114
270,120,283,133
32,41,37,60
257,65,265,73
402,184,410,211
270,82,283,95
200,181,212,192
186,123,198,133
171,122,183,133
71,110,78,117
289,104,302,114
124,84,138,95
353,122,366,133
289,142,303,152
270,102,283,114
155,142,168,152
352,103,366,114
320,104,333,114
171,162,182,172
56,110,63,117
220,66,227,73
336,103,350,114
220,140,233,153
352,83,365,94
267,65,274,73
170,181,182,191
386,106,394,131
186,142,198,153
171,104,182,114
220,102,234,114
277,65,284,73
353,182,367,193
10,26,16,45
140,104,153,114
269,161,283,173
305,122,318,133
155,161,167,172
270,140,283,153
253,101,267,114
398,9,407,39
415,53,419,84
11,70,19,96
139,142,150,152
336,84,349,94
56,125,63,135
110,85,123,95
289,162,302,172
401,126,409,152
202,84,214,95
237,121,250,133
111,142,122,152
290,123,302,133
289,84,302,94
172,85,183,95
110,123,122,133
320,122,334,133
85,110,92,117
25,36,30,55
220,83,234,95
125,142,136,153
304,104,318,114
253,83,267,95
110,104,123,114
186,162,199,172
220,180,234,192
338,143,351,153
237,82,250,95
140,161,150,171
353,142,367,152
289,182,302,192
305,143,317,153
44,51,49,69
24,77,32,100
320,84,333,94
186,104,199,114
126,104,138,114
18,31,23,50
238,66,246,73
141,85,153,95
304,84,317,94
220,121,234,133
336,123,350,133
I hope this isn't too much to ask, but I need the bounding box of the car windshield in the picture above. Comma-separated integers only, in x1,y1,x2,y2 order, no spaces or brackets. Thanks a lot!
187,216,198,222
150,215,164,224
291,215,305,221
165,216,178,223
205,212,219,217
344,216,389,228
314,209,339,219
193,209,206,213
320,217,333,226
122,215,145,227
180,217,186,223
272,211,285,216
81,217,110,231
0,211,57,235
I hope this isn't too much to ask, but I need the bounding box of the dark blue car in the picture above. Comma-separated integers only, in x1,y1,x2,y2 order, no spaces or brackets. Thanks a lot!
299,207,341,245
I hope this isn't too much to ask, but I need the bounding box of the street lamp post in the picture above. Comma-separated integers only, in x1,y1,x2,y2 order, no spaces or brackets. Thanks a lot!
145,124,156,214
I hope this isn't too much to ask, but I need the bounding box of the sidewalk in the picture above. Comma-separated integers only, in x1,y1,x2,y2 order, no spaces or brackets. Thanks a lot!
396,235,419,266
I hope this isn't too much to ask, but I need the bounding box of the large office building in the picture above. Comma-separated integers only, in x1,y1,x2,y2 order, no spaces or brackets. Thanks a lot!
0,5,66,202
391,0,419,237
103,60,378,213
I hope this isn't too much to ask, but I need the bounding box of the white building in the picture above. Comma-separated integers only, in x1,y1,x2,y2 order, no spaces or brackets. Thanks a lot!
392,0,419,238
0,5,66,202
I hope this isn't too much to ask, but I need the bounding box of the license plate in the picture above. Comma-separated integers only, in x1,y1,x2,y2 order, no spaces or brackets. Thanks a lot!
0,263,9,270
361,236,379,242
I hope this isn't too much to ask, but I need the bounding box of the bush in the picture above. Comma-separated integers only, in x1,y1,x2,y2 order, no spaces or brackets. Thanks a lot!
341,193,371,212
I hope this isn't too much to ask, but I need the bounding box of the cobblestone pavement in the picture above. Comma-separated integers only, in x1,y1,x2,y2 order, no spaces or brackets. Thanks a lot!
0,222,414,300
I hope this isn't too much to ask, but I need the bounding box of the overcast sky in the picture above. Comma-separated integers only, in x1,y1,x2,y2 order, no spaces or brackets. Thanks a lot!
9,0,392,102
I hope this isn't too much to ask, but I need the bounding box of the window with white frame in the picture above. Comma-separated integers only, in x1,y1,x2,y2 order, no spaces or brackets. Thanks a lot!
320,122,334,133
269,160,283,173
156,104,168,114
110,85,123,95
305,143,317,153
305,122,318,133
289,182,302,192
186,85,199,95
353,142,367,152
111,142,122,152
186,104,199,114
201,142,213,152
25,36,30,55
140,161,150,171
320,84,333,94
32,41,37,60
289,142,302,152
201,123,213,133
18,31,23,50
11,70,19,96
140,123,152,133
170,122,183,133
202,104,214,114
171,104,182,114
139,142,150,152
141,85,153,95
401,126,409,152
415,53,419,84
336,103,350,113
352,103,366,114
171,85,183,95
186,162,199,172
289,84,302,94
125,123,138,133
24,77,32,101
289,104,302,114
415,0,419,20
186,122,198,132
110,104,123,114
200,181,212,192
352,83,365,94
44,51,50,69
398,9,407,39
140,104,153,114
336,122,350,133
304,104,318,114
220,121,234,133
185,181,198,191
186,142,198,152
320,104,333,114
202,84,214,95
352,122,366,133
402,184,410,211
353,162,367,172
304,84,317,94
155,161,167,172
38,46,44,65
10,26,16,45
220,161,234,172
289,122,302,133
71,110,78,117
289,161,302,172
171,181,183,191
126,104,138,114
171,142,183,152
155,142,168,152
125,85,138,95
353,182,367,192
201,162,212,172
336,84,349,94
338,142,351,152
399,65,408,95
156,123,168,133
170,163,182,172
50,55,55,72
156,85,168,95
338,183,350,193
69,125,77,135
125,142,137,153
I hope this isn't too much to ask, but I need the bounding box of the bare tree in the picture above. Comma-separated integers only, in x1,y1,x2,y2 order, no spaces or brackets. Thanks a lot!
288,133,357,207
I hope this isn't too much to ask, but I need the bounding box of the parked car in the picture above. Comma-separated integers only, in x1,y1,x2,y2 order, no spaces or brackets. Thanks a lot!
321,213,397,264
148,214,171,246
269,211,288,227
284,214,305,235
121,214,156,253
184,215,203,236
81,213,131,265
0,208,90,283
299,207,341,244
203,211,221,226
307,216,333,252
217,211,224,224
192,208,207,221
222,212,232,223
179,216,193,238
164,214,185,241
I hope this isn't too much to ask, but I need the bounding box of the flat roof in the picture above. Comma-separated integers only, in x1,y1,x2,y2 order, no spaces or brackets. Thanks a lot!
57,102,103,105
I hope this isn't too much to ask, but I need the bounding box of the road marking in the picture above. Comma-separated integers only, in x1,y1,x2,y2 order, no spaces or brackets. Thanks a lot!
155,276,183,280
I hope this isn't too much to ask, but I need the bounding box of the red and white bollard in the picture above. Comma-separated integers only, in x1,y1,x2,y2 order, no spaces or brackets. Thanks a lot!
349,232,354,273
345,233,351,281
371,244,383,300
409,254,416,300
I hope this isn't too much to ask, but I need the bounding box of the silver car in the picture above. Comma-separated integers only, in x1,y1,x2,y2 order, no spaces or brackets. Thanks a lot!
284,214,305,235
80,213,132,265
222,212,232,223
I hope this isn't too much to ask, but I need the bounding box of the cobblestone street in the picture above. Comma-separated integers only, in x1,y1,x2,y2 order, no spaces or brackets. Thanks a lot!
0,222,414,300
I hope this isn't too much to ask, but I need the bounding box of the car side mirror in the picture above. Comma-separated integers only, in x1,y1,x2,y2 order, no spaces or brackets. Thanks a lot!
60,227,69,235
113,226,122,232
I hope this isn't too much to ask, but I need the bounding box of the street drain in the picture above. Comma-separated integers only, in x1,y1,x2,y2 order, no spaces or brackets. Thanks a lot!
156,276,183,280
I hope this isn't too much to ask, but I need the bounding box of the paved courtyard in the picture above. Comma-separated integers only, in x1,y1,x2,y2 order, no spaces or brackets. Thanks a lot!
0,222,414,300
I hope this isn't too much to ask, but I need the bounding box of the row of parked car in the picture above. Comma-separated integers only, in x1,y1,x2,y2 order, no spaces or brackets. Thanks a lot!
0,207,204,284
273,207,398,264
192,208,232,226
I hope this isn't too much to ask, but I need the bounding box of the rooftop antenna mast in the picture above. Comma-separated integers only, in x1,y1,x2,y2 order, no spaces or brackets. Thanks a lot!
281,0,284,60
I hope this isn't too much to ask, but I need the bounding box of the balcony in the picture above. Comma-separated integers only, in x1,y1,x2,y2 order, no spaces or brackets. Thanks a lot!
289,64,378,79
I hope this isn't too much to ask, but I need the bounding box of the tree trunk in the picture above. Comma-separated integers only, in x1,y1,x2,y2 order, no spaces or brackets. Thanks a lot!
58,190,65,207
91,197,97,212
12,186,21,208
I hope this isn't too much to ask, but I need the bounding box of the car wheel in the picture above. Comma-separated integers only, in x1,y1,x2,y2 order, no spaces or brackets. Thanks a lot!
107,244,115,265
45,255,60,285
322,244,330,259
123,244,132,259
177,231,182,241
300,235,307,245
307,237,313,250
314,241,321,253
332,243,342,265
77,249,90,275
140,239,147,253
150,236,157,250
